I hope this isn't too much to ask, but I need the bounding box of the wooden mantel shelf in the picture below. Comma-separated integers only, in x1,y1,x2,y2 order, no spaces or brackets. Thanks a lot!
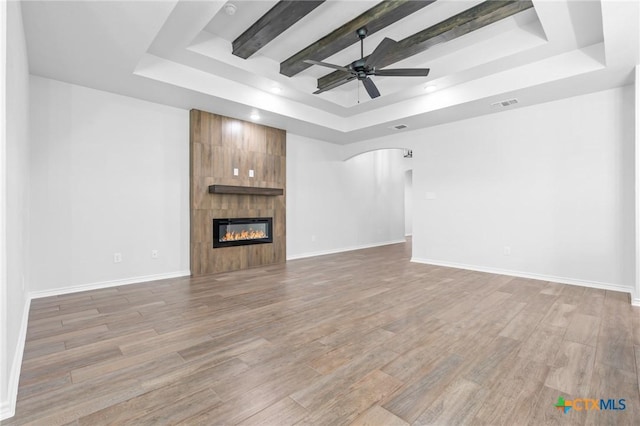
208,185,284,196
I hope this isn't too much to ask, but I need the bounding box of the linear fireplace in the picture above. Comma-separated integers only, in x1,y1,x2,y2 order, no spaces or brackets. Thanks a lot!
213,217,273,248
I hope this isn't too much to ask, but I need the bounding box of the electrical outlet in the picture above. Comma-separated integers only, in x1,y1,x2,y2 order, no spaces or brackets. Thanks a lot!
151,250,159,259
249,169,255,178
503,246,511,256
311,235,317,242
113,252,122,263
233,168,239,176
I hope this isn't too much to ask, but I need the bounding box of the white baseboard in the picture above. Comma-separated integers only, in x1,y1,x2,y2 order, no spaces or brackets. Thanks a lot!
287,239,406,261
0,401,10,421
411,257,633,297
0,297,30,421
28,270,191,300
0,270,190,421
632,297,640,307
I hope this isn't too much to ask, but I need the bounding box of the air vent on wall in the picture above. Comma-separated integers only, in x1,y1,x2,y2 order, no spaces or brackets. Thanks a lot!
390,124,409,131
491,98,519,108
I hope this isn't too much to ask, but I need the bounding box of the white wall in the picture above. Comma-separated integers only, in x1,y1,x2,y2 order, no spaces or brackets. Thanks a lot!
413,87,635,290
287,134,406,259
636,67,640,305
343,86,636,292
1,0,31,419
29,76,190,295
404,170,413,236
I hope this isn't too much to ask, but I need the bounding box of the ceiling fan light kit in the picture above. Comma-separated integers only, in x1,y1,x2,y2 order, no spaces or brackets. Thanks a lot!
304,27,430,99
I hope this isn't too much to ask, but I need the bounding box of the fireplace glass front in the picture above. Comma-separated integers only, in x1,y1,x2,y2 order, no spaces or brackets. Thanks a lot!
213,218,273,248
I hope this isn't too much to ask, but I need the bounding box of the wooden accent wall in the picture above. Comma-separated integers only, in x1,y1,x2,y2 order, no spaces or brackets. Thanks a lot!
190,110,286,276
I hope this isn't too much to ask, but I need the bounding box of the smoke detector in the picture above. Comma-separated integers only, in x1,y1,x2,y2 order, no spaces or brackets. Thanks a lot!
224,3,237,16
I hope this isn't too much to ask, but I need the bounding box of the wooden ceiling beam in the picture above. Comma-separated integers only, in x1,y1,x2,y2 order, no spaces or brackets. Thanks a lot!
279,0,436,78
232,1,325,59
316,0,534,92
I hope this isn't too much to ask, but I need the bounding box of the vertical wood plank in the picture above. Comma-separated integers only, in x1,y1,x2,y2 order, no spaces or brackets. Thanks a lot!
190,109,286,276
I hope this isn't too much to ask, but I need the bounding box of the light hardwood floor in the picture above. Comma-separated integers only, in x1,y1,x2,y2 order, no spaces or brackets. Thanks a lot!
4,241,640,425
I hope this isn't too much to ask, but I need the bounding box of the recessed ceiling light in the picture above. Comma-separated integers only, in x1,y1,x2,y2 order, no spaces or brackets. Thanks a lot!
250,112,260,120
425,85,437,93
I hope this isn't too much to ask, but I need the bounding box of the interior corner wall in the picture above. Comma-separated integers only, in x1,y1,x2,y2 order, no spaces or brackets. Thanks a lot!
1,0,30,419
286,134,405,259
402,86,634,291
28,76,190,295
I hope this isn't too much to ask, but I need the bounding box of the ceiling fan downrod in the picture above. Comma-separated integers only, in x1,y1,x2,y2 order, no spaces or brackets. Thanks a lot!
357,27,367,59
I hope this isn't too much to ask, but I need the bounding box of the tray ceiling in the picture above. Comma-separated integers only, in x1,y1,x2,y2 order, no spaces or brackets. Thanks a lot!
20,0,639,144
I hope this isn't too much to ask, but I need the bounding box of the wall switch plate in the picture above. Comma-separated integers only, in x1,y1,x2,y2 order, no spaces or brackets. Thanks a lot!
151,250,159,259
311,235,317,242
233,168,239,176
249,169,255,178
503,246,511,256
113,253,122,263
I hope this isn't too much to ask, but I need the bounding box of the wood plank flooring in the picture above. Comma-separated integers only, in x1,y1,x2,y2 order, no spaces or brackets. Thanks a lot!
4,240,640,425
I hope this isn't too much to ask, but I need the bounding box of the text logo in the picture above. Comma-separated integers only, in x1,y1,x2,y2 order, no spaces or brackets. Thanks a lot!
555,396,626,414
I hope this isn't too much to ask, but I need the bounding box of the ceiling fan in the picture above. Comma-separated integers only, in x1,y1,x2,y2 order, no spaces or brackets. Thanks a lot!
304,27,430,99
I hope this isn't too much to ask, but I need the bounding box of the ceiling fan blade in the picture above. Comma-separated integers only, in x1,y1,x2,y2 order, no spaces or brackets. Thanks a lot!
373,68,430,77
361,77,380,99
313,75,357,95
364,37,397,68
304,59,351,73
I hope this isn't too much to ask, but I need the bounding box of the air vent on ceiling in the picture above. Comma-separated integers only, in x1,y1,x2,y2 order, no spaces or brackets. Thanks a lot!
491,98,519,108
390,124,409,131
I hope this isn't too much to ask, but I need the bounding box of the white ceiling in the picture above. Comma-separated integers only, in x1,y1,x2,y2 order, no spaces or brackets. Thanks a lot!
20,0,640,144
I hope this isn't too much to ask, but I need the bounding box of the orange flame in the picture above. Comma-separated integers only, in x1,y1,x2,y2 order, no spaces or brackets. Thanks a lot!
221,227,267,242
